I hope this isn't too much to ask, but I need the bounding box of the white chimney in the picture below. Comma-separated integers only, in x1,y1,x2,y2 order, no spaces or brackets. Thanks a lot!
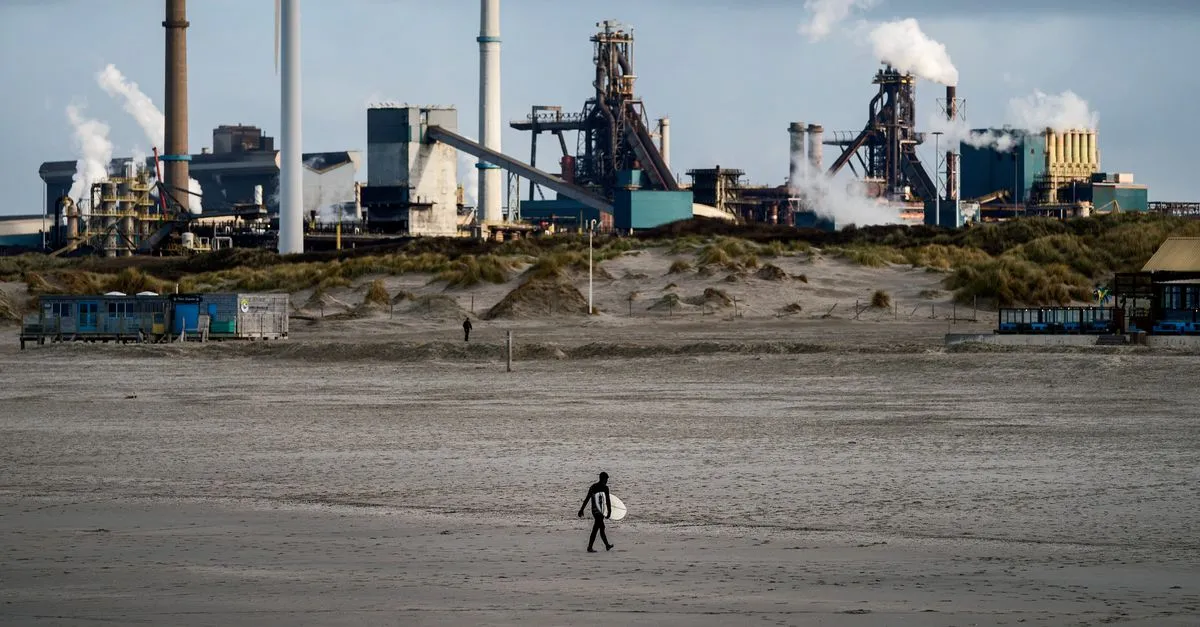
658,116,671,171
478,0,503,225
278,0,303,254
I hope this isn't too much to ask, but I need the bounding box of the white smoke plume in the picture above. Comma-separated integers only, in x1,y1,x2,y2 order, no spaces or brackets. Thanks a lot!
799,0,878,42
927,89,1098,153
65,104,114,201
187,178,203,214
459,153,479,207
789,159,901,227
96,64,165,149
868,19,958,86
1006,90,1098,132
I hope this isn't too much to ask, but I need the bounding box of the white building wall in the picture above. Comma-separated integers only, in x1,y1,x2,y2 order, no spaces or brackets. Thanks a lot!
302,152,361,222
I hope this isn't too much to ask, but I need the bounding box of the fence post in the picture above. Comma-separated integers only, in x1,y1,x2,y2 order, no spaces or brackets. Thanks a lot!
854,299,860,320
931,303,935,320
973,296,978,322
506,330,513,373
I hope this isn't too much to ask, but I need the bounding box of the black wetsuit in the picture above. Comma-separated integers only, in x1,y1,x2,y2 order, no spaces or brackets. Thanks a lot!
463,319,472,342
581,481,612,551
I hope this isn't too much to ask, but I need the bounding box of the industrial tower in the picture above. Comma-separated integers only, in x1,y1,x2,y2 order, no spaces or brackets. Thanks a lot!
826,66,937,202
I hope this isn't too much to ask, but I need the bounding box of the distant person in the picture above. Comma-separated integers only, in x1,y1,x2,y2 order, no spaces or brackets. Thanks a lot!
577,471,614,552
462,317,473,342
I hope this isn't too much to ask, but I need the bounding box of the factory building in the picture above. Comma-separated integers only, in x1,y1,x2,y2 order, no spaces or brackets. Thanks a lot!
359,105,459,236
960,127,1148,215
37,124,360,231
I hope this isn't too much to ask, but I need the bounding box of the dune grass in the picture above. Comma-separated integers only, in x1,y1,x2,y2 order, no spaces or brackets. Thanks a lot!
4,214,1197,309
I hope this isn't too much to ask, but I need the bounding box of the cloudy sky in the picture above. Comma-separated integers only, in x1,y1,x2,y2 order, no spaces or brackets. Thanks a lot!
1,0,1197,215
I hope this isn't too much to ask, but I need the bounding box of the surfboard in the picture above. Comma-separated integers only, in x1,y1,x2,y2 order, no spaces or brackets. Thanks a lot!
593,493,627,521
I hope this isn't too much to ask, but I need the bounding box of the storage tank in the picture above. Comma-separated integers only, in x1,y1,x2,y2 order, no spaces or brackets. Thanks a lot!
181,231,196,249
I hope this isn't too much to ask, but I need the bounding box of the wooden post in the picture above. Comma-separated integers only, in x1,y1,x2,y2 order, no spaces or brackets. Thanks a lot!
506,330,513,373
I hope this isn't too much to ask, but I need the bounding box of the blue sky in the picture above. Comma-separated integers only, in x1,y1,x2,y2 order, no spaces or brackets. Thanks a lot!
2,0,1197,215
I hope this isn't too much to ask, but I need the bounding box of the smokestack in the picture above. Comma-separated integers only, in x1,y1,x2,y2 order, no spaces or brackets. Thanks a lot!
807,124,823,172
163,0,189,212
278,0,303,254
788,122,806,189
658,117,671,171
945,85,957,201
478,0,503,226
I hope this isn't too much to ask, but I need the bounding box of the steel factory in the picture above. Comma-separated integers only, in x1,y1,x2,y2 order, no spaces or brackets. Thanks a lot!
1,0,1192,259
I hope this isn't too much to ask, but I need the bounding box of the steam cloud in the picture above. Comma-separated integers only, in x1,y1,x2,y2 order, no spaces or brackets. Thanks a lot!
96,63,202,213
868,19,958,86
789,159,901,227
1006,90,1098,133
799,0,878,42
928,89,1099,153
459,153,479,208
97,64,165,149
66,104,114,202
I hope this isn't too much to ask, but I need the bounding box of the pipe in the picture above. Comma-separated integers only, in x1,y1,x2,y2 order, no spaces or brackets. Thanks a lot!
788,122,806,190
807,124,823,173
658,117,670,171
278,0,303,254
477,0,503,225
163,0,189,212
944,86,957,201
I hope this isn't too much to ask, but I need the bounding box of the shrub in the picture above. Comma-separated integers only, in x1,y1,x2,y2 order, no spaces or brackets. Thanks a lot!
668,259,693,274
364,279,390,306
871,289,892,309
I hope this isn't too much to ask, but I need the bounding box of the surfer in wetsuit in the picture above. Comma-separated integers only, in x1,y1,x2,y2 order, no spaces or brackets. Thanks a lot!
577,471,614,552
462,317,472,342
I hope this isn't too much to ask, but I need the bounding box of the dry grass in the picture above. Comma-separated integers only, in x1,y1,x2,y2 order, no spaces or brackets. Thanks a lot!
435,254,517,288
668,259,693,274
946,257,1094,307
871,289,892,309
363,279,390,306
0,289,22,322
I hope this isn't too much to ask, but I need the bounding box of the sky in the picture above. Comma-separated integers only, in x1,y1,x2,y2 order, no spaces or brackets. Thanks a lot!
1,0,1198,215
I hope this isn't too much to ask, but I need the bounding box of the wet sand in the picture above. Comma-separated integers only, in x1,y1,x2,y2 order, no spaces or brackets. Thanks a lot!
1,337,1199,625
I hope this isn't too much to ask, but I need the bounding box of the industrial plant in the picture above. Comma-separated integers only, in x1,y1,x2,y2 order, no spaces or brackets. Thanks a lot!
1,0,1192,258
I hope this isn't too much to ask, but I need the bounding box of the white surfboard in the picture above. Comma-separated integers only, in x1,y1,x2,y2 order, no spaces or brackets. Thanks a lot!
594,493,627,521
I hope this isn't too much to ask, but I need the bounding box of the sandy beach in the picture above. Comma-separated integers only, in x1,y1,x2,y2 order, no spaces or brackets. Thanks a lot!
2,331,1198,625
2,249,1199,625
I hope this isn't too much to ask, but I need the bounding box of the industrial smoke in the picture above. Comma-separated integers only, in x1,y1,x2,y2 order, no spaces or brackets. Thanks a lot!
96,63,202,213
97,64,165,149
65,104,114,201
789,157,900,227
459,153,479,207
868,19,958,86
799,0,878,42
928,89,1099,152
1007,90,1098,132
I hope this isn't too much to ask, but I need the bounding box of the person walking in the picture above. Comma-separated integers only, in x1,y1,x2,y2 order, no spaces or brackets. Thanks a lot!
462,317,473,342
577,471,614,552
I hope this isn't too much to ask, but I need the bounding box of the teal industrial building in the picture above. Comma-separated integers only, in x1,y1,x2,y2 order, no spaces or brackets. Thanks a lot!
959,128,1148,215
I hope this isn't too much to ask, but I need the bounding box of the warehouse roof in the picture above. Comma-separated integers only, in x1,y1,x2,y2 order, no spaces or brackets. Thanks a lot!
1142,237,1200,273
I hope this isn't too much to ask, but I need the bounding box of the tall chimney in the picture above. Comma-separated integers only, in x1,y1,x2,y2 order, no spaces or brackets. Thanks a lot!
278,0,303,254
478,0,503,226
807,124,823,172
788,122,806,190
945,85,958,201
163,0,189,212
658,116,671,171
